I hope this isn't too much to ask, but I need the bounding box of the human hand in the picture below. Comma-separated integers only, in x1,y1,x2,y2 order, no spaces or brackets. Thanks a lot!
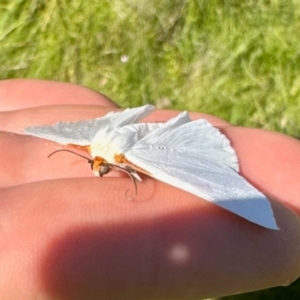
0,79,299,300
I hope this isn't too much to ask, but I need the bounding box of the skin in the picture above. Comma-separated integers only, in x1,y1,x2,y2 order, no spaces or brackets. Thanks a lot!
0,79,299,300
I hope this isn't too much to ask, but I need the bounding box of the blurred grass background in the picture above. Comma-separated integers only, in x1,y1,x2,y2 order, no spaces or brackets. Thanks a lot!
1,0,300,298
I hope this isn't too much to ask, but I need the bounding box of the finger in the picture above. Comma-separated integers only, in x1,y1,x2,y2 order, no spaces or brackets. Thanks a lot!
0,78,228,125
223,127,300,216
0,79,118,111
1,117,300,216
0,132,93,187
0,178,299,299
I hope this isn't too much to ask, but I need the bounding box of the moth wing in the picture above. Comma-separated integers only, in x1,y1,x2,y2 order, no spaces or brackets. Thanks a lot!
25,117,113,145
124,113,277,229
24,105,155,146
132,112,239,171
125,149,278,229
108,105,155,128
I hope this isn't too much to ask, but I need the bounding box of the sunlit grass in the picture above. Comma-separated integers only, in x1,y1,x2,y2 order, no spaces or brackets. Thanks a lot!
1,0,300,137
1,0,300,298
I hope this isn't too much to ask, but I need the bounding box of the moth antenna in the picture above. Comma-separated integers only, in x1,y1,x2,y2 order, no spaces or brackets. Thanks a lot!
48,149,93,163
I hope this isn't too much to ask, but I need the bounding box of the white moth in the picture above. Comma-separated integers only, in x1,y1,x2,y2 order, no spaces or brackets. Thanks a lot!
25,105,278,230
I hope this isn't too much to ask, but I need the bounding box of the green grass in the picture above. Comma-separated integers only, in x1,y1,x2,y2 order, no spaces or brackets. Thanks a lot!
1,0,300,299
1,0,300,136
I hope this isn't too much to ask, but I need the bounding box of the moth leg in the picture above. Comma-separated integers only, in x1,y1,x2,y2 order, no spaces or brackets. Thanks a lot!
124,171,138,201
114,153,151,176
114,153,125,163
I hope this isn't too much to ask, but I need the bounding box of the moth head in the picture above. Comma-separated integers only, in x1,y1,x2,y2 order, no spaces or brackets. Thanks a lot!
90,156,111,177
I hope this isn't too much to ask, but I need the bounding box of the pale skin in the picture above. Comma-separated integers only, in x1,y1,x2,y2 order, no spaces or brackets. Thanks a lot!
0,79,300,300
